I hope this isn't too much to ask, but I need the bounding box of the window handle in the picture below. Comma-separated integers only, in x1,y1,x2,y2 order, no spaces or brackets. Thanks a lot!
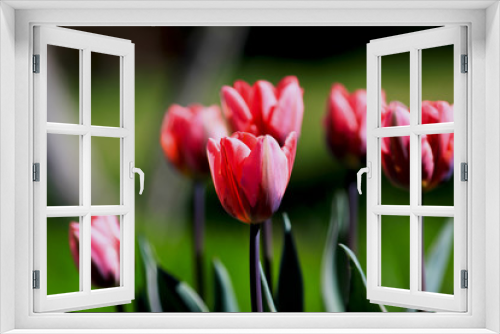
357,162,371,195
129,162,145,195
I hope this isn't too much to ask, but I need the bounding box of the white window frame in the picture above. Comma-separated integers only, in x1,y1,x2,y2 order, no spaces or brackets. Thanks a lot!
33,26,135,313
0,2,499,333
365,26,467,312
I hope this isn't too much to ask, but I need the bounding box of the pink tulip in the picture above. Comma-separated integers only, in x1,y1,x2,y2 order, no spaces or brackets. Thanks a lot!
160,104,228,179
381,101,454,191
324,83,380,169
69,216,120,288
207,131,297,224
221,76,304,146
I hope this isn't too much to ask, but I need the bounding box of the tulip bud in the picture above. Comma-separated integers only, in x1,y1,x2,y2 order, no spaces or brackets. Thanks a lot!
160,104,228,179
323,83,371,169
207,131,297,224
221,76,304,146
69,216,120,288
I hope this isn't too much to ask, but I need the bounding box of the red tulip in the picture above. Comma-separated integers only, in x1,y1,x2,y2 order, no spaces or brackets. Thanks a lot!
207,131,297,224
221,76,304,146
381,101,454,191
324,83,380,169
69,216,120,288
160,104,228,179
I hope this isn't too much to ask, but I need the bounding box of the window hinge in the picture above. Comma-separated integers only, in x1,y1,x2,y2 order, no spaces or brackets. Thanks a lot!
33,54,40,73
33,270,40,289
461,54,468,73
461,162,468,181
33,163,40,182
461,270,468,289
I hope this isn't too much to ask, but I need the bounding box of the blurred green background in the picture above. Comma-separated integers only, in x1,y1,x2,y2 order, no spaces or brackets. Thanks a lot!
46,26,455,312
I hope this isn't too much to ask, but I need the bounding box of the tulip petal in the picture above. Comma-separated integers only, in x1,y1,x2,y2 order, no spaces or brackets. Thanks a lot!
325,85,360,159
233,80,253,109
69,222,80,268
240,135,289,222
217,137,253,223
221,86,253,133
231,131,258,151
253,81,278,129
282,132,298,179
267,81,304,145
160,105,193,173
421,136,435,188
276,76,300,96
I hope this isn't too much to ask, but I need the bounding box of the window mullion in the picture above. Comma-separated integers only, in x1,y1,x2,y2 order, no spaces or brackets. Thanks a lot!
409,48,420,294
82,48,92,294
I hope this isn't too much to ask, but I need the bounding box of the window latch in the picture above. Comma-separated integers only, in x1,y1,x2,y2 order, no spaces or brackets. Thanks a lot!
129,162,145,195
357,162,372,195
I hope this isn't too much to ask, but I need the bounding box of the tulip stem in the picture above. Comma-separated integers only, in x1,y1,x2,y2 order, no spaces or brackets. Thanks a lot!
193,181,205,299
347,181,358,253
250,223,263,312
262,218,273,293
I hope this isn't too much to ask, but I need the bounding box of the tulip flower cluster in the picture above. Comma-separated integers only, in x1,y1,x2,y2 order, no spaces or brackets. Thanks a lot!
381,100,454,191
323,83,454,192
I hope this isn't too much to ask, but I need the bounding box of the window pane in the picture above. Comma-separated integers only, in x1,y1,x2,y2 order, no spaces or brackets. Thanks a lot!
48,217,81,295
91,215,121,290
421,45,454,125
47,134,80,206
421,133,454,206
381,136,410,205
91,52,120,127
381,215,410,290
47,45,80,124
422,217,454,295
381,52,410,127
91,137,121,205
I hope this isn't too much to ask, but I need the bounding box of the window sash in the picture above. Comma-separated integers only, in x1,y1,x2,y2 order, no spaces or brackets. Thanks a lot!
33,25,135,313
366,26,468,312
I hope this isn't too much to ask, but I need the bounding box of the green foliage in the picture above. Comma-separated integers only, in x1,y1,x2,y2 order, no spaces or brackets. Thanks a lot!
139,237,208,312
339,244,387,312
321,192,349,312
260,263,277,312
276,213,304,312
213,258,239,312
425,219,454,294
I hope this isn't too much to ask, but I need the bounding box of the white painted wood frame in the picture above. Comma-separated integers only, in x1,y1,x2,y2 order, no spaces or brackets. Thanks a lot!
32,26,135,313
366,26,467,312
0,2,497,333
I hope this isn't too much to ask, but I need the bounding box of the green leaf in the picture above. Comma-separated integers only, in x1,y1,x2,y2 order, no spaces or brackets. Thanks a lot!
339,243,387,312
276,213,304,312
157,266,209,312
139,236,208,312
138,236,162,312
321,193,349,312
260,262,277,312
425,219,454,294
213,258,239,312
